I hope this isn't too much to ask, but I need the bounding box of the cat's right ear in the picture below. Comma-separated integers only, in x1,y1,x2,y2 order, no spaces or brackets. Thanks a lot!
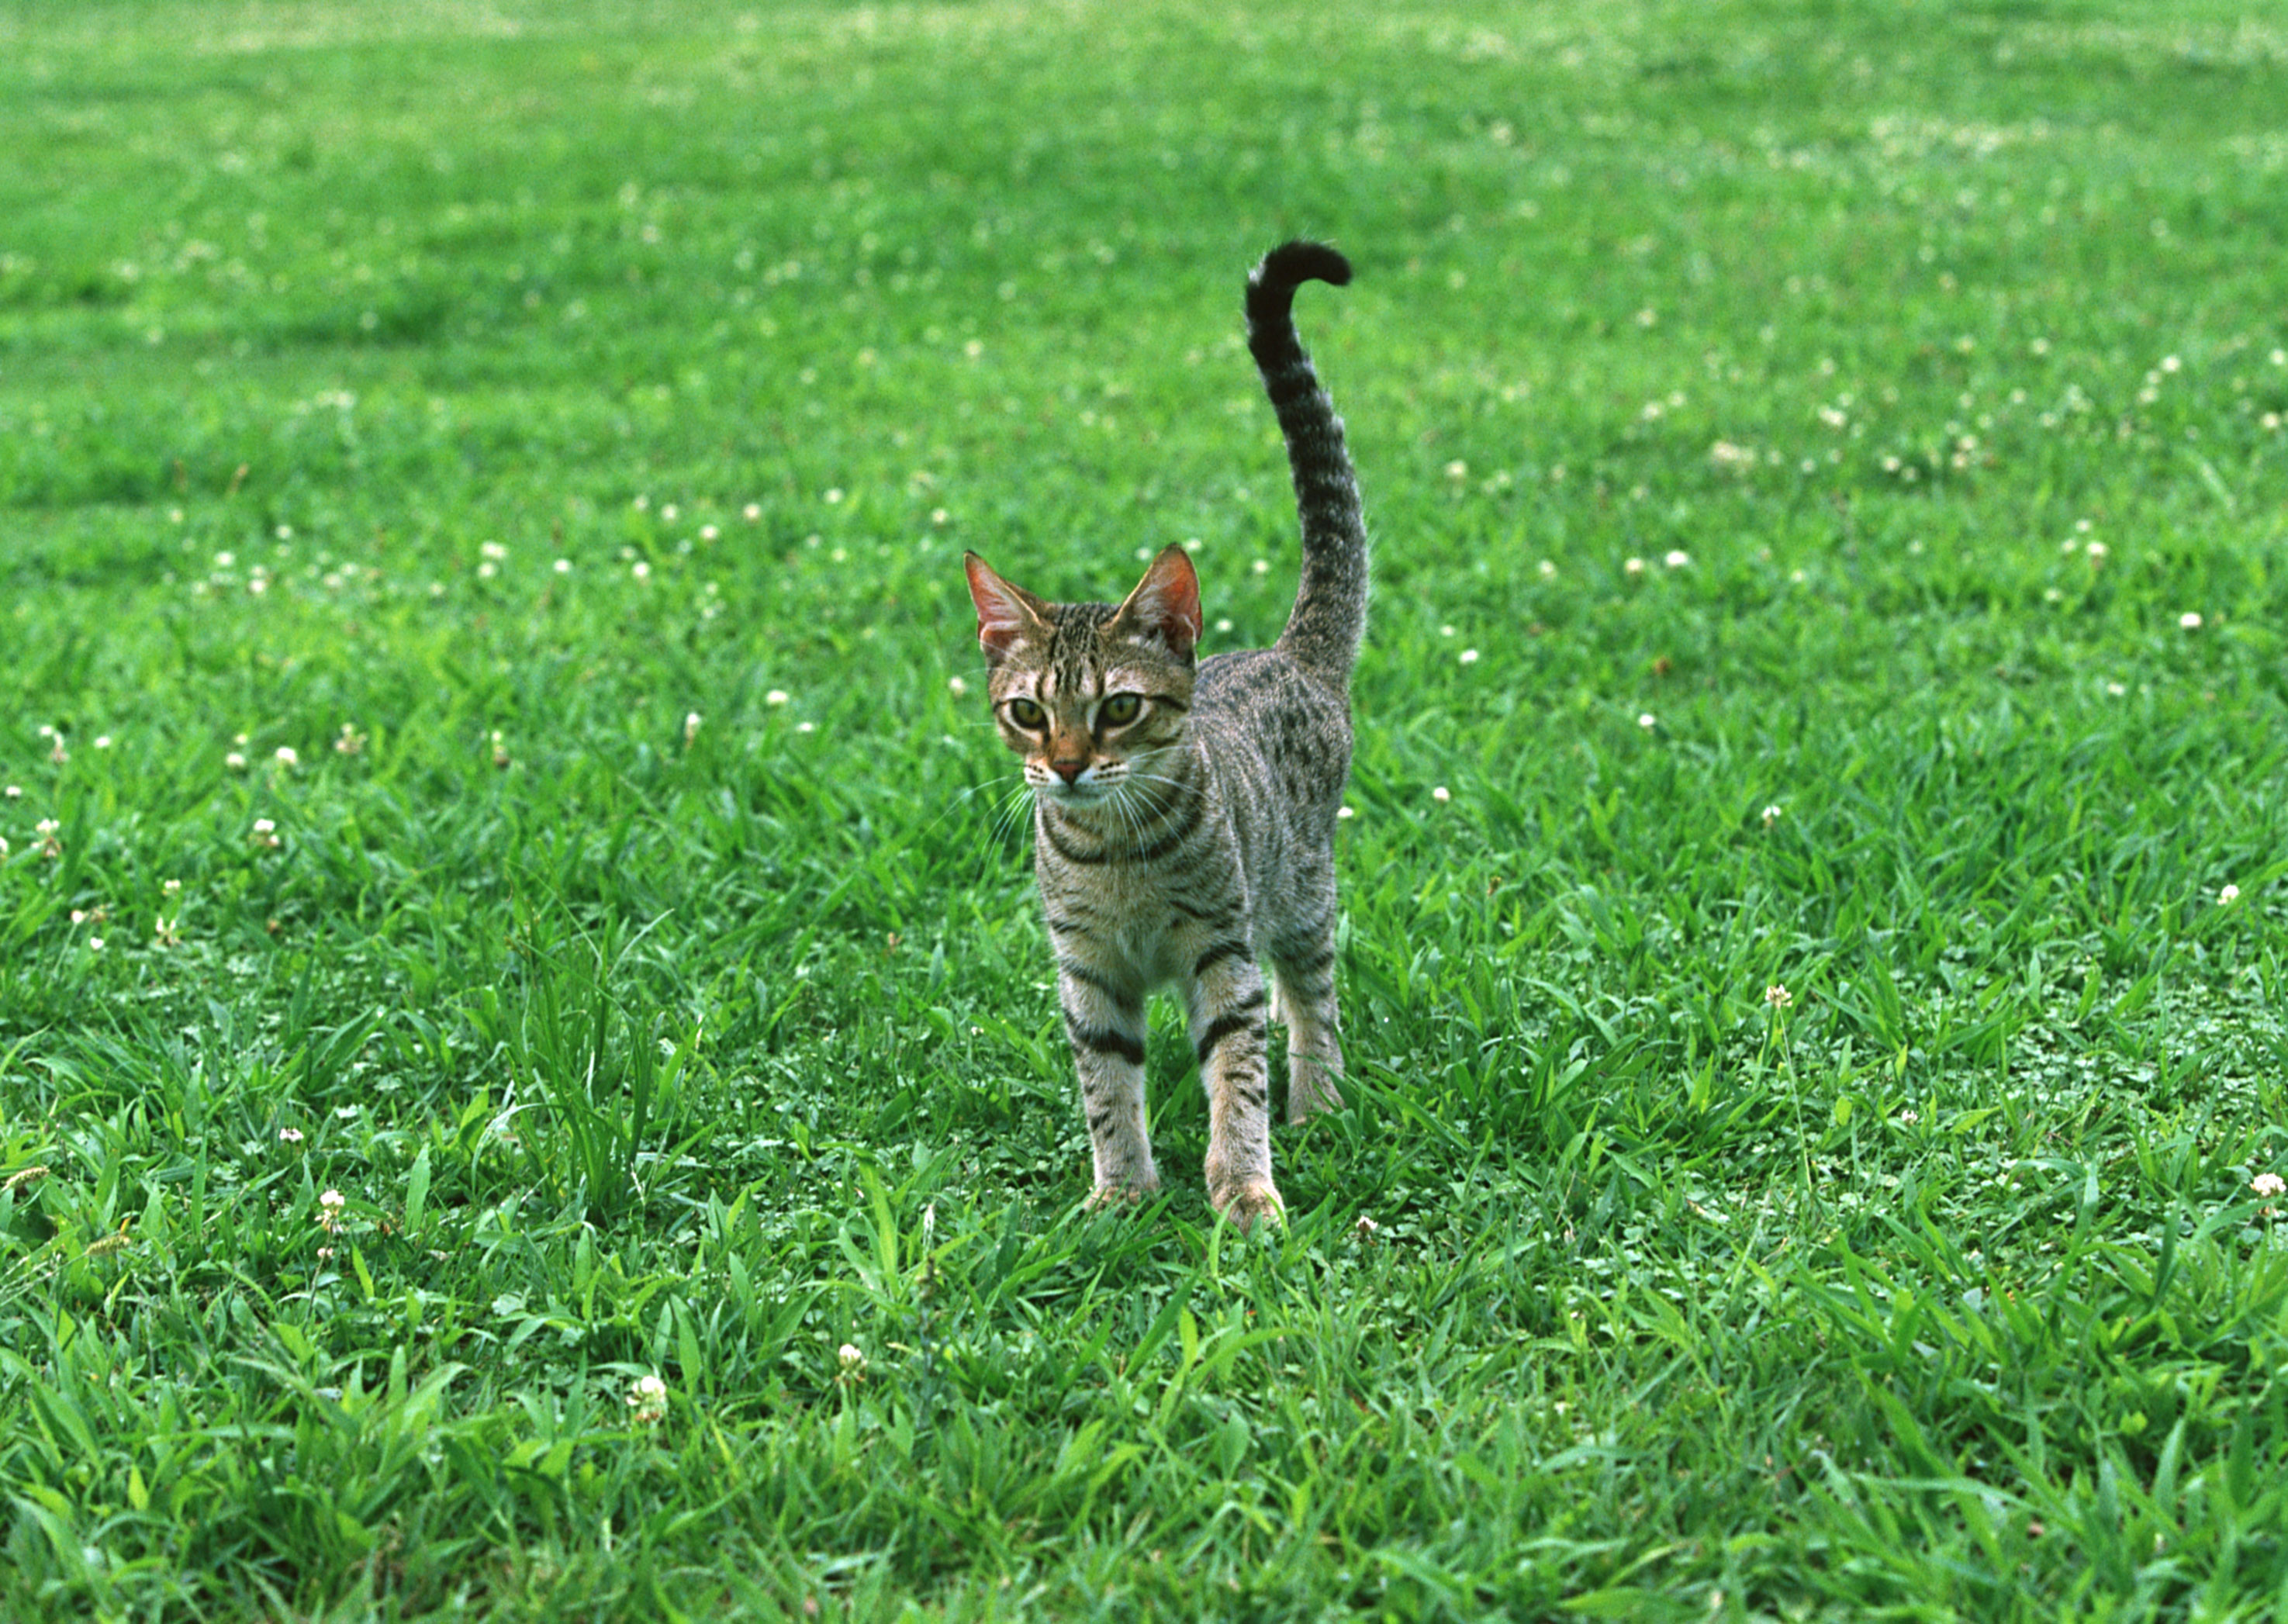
965,551,1049,662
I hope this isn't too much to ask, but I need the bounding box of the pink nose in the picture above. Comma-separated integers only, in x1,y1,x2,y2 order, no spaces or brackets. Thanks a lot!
1052,759,1087,784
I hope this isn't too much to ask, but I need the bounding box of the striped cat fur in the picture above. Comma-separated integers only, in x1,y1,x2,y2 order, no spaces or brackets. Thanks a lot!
963,240,1367,1228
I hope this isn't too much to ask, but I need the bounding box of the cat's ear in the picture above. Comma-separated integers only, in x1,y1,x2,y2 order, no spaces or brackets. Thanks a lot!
1111,545,1202,660
965,551,1050,662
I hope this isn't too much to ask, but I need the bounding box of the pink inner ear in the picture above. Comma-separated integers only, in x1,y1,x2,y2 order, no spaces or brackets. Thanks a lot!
965,552,1043,655
1120,546,1202,655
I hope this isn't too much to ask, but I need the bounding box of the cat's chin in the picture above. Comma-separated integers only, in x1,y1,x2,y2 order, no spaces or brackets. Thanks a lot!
1037,780,1115,808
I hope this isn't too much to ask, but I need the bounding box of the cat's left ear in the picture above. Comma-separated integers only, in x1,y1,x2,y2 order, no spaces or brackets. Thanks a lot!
1111,545,1202,660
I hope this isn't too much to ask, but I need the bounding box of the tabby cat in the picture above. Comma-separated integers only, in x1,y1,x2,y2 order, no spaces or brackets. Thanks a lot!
961,241,1367,1228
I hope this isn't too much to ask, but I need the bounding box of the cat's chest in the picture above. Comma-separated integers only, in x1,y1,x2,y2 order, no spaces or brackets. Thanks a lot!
1045,865,1245,990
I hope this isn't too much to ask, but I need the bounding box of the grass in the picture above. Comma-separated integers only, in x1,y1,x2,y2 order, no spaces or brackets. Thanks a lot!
4,0,2288,1615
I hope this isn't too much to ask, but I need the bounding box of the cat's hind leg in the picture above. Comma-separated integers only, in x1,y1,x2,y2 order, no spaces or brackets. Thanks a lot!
1268,869,1345,1122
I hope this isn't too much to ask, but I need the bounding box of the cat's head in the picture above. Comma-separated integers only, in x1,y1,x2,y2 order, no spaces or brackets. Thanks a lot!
963,546,1201,807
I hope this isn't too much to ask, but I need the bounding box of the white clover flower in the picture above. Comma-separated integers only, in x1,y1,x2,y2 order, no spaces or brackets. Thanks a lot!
1624,556,1646,575
1445,460,1469,481
627,1373,669,1425
1353,1214,1381,1241
947,676,969,697
3,785,18,798
743,503,762,521
2218,883,2241,906
2179,611,2203,631
93,735,112,750
838,1343,867,1380
1252,558,1271,575
1663,550,1692,569
661,503,679,521
278,1127,304,1144
2253,1173,2285,1199
1538,559,1557,578
823,489,844,506
1899,1109,1920,1125
765,689,790,707
1761,805,1783,827
700,524,719,542
480,541,507,561
1459,648,1480,665
1637,713,1657,731
1764,984,1792,1010
274,745,298,767
631,561,651,581
1432,785,1450,803
553,558,572,574
1336,806,1355,821
225,752,247,772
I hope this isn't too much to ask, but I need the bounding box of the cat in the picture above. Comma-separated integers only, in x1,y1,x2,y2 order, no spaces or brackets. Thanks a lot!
963,240,1367,1229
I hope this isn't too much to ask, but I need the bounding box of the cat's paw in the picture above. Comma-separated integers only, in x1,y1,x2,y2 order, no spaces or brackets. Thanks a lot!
1211,1179,1285,1232
1085,1177,1160,1214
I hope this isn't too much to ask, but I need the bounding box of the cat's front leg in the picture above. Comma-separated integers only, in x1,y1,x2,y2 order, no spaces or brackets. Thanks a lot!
1187,962,1278,1228
1057,962,1159,1204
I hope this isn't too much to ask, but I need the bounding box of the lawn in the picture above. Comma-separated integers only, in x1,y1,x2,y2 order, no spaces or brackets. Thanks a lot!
4,0,2288,1617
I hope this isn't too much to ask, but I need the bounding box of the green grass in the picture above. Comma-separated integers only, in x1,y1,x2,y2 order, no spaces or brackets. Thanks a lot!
5,0,2288,1616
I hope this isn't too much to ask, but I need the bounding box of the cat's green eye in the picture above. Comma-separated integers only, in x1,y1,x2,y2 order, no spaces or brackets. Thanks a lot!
1007,697,1047,730
1100,694,1143,727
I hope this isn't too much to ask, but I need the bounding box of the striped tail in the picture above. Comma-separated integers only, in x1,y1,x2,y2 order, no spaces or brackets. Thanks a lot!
1246,240,1367,686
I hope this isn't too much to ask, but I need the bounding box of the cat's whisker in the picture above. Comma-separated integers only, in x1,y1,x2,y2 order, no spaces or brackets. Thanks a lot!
916,774,1029,841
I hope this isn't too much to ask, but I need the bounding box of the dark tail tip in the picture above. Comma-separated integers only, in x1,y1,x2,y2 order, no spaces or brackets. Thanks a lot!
1244,244,1345,329
1249,240,1353,301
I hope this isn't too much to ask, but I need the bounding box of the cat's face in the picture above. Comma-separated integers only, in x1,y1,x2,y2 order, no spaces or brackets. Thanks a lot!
965,547,1201,808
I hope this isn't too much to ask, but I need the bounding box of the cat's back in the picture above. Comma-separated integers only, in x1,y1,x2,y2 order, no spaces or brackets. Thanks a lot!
1194,646,1352,816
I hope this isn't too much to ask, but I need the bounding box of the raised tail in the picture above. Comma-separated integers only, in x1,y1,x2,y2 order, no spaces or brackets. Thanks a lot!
1246,240,1367,686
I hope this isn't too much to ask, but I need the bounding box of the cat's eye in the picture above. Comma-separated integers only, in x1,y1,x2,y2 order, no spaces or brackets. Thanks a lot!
1100,694,1143,727
1006,697,1047,730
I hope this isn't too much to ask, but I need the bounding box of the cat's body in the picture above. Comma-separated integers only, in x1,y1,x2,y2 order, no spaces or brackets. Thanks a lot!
963,241,1366,1227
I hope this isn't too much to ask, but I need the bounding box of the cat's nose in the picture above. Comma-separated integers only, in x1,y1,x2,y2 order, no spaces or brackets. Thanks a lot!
1051,759,1087,784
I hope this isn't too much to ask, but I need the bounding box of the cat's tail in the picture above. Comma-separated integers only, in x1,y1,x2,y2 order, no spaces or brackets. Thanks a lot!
1248,240,1367,688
